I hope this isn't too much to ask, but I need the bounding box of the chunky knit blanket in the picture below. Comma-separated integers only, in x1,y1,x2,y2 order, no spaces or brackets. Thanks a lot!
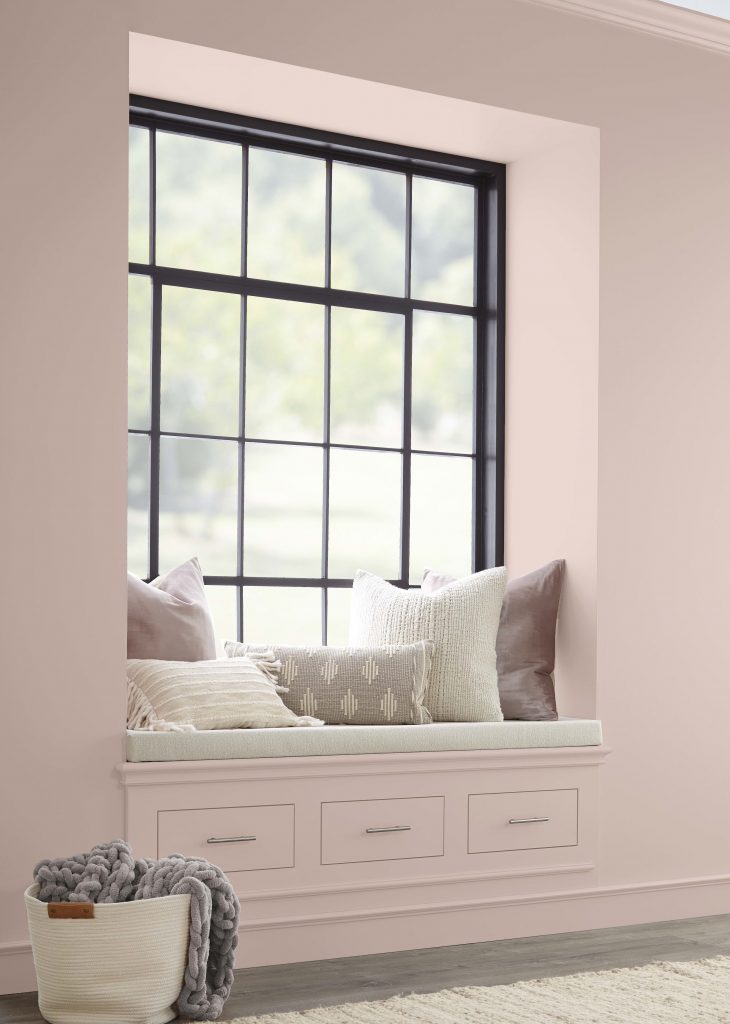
34,839,239,1021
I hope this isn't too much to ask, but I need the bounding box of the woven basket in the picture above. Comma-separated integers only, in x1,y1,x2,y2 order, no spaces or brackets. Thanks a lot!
24,884,190,1024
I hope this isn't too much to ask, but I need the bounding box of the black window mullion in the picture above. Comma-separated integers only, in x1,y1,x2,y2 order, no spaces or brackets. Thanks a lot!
322,159,333,644
486,167,506,568
473,182,484,575
398,175,414,589
405,173,412,300
321,306,332,645
148,279,162,580
126,263,477,318
238,145,249,641
148,126,156,267
237,294,246,642
400,309,413,589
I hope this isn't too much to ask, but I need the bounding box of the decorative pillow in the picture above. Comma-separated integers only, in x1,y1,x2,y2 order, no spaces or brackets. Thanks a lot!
126,654,323,732
127,558,216,662
225,640,434,725
422,559,565,721
349,568,506,722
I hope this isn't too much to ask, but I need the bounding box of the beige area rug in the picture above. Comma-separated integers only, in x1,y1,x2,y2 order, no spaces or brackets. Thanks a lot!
228,956,730,1023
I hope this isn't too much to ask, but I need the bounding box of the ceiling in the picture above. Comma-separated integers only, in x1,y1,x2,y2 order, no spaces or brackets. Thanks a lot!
659,0,730,18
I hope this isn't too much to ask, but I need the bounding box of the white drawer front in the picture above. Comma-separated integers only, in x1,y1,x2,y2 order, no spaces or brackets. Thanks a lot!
322,796,445,865
158,804,295,872
468,789,578,853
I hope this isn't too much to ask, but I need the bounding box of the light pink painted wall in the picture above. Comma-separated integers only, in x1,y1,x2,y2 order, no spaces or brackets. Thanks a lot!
0,0,128,988
2,0,730,992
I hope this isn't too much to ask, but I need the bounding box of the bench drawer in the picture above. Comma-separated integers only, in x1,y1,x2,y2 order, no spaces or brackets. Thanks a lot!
322,796,444,865
158,804,294,872
468,789,578,853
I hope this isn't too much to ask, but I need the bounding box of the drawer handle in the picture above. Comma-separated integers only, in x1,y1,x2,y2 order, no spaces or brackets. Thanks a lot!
206,835,257,844
365,825,412,834
508,817,550,825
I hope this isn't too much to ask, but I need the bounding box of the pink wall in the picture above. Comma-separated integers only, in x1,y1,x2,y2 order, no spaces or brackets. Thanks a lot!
0,0,129,992
2,0,730,993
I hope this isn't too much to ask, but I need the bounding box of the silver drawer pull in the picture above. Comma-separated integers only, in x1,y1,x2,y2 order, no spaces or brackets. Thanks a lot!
508,817,550,825
365,825,412,834
206,835,257,844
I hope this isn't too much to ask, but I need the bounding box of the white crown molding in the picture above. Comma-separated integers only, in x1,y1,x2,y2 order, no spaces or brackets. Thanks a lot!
520,0,730,55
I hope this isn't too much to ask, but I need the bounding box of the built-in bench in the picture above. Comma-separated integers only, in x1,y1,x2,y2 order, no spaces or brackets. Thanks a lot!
119,719,608,969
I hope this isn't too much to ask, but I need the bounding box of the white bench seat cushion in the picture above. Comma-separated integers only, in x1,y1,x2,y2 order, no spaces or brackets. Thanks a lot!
126,718,602,762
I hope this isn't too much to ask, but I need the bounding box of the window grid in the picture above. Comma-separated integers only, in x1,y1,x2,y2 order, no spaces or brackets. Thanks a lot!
129,98,505,644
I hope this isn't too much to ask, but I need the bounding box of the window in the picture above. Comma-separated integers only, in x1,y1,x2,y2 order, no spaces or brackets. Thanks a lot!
128,97,505,645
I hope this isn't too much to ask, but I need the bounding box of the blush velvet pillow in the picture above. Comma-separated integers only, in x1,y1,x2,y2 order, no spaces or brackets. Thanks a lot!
350,567,506,722
422,560,565,721
127,558,217,662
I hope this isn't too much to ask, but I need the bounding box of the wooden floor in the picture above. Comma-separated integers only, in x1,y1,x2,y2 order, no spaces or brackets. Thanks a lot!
2,914,730,1022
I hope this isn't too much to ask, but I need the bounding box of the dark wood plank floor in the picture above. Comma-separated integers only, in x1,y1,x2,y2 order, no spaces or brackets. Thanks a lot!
2,914,730,1022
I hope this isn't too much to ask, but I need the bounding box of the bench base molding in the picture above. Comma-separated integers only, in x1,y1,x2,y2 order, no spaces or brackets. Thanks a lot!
233,870,730,968
6,871,730,993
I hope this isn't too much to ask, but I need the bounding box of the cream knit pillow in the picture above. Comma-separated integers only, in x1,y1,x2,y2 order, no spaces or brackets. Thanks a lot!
127,655,323,731
349,567,507,722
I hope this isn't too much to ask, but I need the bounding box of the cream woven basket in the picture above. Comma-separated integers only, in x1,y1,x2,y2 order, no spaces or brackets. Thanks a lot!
24,884,190,1024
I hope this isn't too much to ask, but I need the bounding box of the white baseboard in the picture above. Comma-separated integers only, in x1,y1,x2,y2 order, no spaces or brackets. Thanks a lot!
4,872,730,994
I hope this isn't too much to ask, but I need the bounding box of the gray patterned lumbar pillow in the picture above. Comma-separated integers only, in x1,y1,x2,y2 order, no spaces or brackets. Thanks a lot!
225,641,434,725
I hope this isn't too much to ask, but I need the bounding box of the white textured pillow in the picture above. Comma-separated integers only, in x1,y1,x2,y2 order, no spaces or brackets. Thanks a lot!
349,568,507,722
127,655,323,732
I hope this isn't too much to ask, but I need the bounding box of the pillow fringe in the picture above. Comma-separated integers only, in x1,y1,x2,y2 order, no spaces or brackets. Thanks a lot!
126,678,195,733
241,649,286,690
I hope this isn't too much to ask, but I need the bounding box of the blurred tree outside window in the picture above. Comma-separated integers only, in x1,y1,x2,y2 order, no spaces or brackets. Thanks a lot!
128,117,493,644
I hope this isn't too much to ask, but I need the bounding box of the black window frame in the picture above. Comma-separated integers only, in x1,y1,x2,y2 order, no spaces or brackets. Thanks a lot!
128,94,505,644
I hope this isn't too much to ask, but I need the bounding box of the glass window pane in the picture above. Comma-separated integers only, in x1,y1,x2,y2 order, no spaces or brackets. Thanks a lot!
159,437,239,575
129,126,149,264
411,311,474,454
331,163,406,296
243,443,323,577
205,586,239,651
156,131,242,275
409,454,472,584
160,286,240,437
128,433,149,578
328,449,401,579
245,298,324,442
244,587,322,645
128,275,151,431
247,148,325,286
326,587,353,646
411,177,475,306
330,307,403,448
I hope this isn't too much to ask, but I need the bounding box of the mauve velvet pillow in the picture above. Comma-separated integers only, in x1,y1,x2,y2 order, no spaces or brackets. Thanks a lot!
127,558,216,662
422,560,565,721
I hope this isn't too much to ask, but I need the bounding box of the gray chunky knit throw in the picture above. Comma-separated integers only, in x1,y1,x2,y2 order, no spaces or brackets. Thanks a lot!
34,839,239,1021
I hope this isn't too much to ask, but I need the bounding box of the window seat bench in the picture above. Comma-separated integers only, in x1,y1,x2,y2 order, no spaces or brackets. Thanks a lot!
126,717,602,762
120,719,608,969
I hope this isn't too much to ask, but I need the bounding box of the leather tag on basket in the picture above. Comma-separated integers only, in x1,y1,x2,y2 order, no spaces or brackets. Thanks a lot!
47,903,94,919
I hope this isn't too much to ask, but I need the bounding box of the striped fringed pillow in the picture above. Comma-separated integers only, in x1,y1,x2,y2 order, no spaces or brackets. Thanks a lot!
127,654,324,731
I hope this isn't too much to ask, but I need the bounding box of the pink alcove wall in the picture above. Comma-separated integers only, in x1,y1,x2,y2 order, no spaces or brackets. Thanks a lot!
3,0,730,995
